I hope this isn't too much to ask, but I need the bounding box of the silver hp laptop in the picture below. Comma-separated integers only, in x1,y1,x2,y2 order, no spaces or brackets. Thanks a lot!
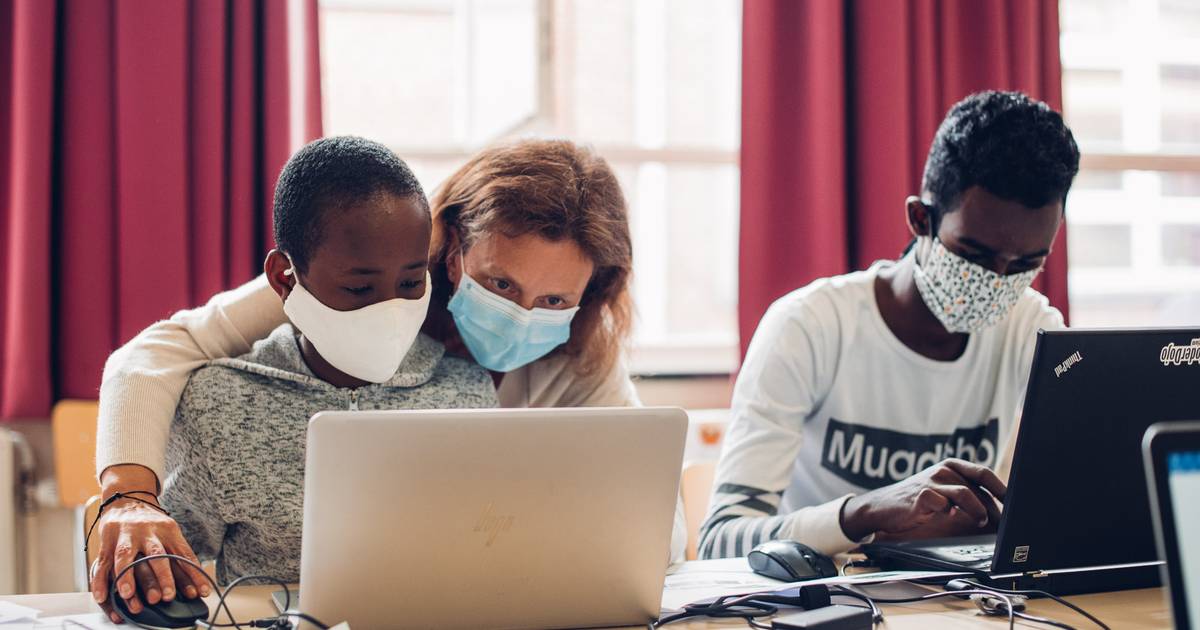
1144,421,1200,630
296,407,687,629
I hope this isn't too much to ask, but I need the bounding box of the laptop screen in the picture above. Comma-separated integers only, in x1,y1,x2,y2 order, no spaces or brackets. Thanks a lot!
1169,450,1200,629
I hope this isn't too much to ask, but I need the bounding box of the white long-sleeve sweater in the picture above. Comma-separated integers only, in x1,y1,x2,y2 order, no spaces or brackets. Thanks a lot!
698,258,1063,559
97,273,688,562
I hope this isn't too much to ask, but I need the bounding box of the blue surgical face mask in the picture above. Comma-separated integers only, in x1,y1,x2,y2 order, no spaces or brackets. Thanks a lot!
447,265,580,373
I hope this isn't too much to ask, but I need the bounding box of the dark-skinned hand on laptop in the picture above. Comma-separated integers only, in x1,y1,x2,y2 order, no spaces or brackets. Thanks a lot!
839,458,1005,542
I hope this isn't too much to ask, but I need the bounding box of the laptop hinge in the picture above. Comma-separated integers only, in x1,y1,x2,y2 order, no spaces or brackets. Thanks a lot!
1025,571,1050,579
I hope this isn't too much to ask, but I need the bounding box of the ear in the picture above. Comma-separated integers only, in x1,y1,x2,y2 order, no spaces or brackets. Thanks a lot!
445,231,464,286
905,196,934,239
264,249,296,302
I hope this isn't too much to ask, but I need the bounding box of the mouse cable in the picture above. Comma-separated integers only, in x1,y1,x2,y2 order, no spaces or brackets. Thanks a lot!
110,553,332,630
959,579,1109,630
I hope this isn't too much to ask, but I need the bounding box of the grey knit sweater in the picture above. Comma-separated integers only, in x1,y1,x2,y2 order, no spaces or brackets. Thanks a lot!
160,324,497,584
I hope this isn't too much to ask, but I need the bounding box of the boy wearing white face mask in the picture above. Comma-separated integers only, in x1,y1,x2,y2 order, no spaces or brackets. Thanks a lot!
159,137,497,584
699,91,1080,559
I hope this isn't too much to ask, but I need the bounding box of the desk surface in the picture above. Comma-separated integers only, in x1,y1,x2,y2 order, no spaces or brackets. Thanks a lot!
2,584,1171,629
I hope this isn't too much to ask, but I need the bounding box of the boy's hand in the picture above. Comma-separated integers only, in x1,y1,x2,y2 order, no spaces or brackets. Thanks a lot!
839,459,1005,541
91,465,210,624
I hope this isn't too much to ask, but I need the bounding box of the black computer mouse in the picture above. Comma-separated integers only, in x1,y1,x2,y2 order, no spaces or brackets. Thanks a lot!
113,585,210,629
748,540,839,582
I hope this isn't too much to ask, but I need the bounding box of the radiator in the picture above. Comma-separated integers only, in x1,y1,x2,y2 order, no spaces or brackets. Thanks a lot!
0,429,36,595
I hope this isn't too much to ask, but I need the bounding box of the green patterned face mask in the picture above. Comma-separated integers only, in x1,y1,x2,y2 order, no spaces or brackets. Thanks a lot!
912,237,1042,334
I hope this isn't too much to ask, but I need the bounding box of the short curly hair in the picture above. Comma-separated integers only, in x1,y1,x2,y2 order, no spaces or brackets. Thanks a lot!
273,136,429,271
922,91,1080,228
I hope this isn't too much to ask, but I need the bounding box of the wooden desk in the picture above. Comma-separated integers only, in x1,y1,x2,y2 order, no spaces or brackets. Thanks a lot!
1,584,1171,629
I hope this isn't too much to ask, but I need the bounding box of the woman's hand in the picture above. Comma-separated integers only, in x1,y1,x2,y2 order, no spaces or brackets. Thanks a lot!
90,465,210,624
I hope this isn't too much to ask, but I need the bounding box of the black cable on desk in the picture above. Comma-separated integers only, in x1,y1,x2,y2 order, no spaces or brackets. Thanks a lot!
1015,610,1079,630
830,586,1018,630
960,579,1110,630
109,553,330,630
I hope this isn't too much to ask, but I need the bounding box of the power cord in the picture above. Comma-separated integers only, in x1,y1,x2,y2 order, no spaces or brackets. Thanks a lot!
830,585,1019,629
654,585,833,628
822,586,881,623
833,577,1112,630
109,553,333,630
660,580,1101,630
959,579,1110,630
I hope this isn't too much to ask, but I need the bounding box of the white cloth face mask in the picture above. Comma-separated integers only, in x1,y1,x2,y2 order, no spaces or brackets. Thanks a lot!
912,236,1041,334
282,266,431,383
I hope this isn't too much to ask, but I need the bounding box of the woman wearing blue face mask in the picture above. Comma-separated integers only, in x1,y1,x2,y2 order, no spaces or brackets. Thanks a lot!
92,139,684,616
422,140,636,404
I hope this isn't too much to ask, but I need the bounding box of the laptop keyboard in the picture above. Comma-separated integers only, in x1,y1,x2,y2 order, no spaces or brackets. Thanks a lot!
931,543,996,562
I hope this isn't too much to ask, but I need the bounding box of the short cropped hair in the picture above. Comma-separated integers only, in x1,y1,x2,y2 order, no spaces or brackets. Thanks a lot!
922,91,1080,228
273,136,428,271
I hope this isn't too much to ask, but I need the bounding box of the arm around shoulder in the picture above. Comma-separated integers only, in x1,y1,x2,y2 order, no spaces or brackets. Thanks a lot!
96,274,286,481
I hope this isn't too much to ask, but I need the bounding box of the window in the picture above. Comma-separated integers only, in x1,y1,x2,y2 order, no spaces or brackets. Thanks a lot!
1061,0,1200,327
319,0,743,374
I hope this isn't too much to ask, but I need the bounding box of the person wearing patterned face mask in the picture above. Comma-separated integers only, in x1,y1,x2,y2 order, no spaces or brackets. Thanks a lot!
700,91,1080,560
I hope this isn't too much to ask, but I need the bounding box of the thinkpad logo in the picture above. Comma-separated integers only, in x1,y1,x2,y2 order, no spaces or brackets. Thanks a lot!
1161,339,1200,366
473,503,515,547
1054,351,1082,378
821,418,999,489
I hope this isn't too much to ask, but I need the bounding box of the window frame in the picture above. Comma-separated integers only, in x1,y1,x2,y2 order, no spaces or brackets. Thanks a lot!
319,0,744,375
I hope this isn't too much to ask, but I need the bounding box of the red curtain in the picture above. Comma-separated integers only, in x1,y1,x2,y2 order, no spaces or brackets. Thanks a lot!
739,0,1068,357
0,0,322,419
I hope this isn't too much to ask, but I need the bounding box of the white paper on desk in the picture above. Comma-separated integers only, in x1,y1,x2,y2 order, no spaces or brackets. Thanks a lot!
661,559,785,612
660,558,967,612
0,600,41,624
33,613,118,629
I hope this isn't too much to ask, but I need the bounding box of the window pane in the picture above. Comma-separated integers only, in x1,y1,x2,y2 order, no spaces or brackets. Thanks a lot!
1160,0,1200,40
1163,225,1200,266
563,0,740,150
1062,69,1124,146
1074,169,1123,192
1068,224,1132,268
664,0,740,149
320,0,742,373
1060,0,1128,35
405,159,465,199
665,165,739,340
567,0,636,144
1163,173,1200,197
321,7,459,145
1061,0,1200,329
1161,65,1200,148
1068,169,1200,327
321,1,537,147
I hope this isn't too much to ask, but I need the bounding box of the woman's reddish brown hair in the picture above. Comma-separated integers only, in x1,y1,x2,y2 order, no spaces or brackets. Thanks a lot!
426,139,634,377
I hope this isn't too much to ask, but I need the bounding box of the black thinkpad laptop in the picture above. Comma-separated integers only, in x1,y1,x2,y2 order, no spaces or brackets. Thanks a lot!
863,328,1200,594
